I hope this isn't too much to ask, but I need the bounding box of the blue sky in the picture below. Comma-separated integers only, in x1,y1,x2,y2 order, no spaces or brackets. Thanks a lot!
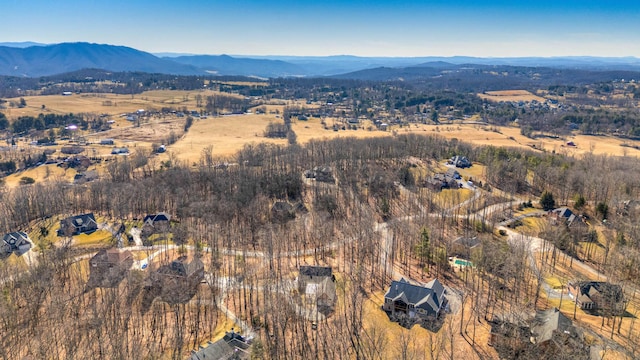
4,0,640,57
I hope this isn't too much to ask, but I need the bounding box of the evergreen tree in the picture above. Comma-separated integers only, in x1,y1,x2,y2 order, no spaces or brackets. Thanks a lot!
540,191,556,211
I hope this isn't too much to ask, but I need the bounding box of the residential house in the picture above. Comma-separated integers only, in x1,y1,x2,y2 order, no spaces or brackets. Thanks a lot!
445,168,461,180
298,266,336,314
57,213,98,236
304,166,335,183
383,278,446,323
147,256,205,305
87,248,134,288
449,155,472,168
568,281,626,314
549,207,587,229
0,232,32,258
489,309,590,360
100,139,114,145
530,308,589,358
142,212,171,235
450,236,481,259
73,170,99,185
189,329,251,360
423,172,460,192
111,147,130,155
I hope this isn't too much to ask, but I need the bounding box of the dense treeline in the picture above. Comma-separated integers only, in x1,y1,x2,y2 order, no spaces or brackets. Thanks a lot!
2,134,640,358
0,69,266,97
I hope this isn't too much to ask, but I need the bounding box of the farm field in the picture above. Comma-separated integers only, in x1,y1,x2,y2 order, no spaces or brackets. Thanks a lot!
2,90,233,119
477,89,547,103
4,90,640,164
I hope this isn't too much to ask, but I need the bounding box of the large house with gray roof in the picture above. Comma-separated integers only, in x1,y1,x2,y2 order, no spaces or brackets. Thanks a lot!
383,278,446,322
1,232,32,259
57,213,98,236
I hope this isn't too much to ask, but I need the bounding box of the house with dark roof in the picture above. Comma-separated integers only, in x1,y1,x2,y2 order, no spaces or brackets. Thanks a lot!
57,213,98,236
449,155,471,168
383,278,446,323
298,266,336,314
568,281,626,314
549,207,587,229
142,212,171,235
1,232,32,259
304,166,335,183
189,329,251,360
87,248,134,288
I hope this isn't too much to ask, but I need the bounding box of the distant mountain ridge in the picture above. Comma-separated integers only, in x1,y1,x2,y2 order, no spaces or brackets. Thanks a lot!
167,54,307,78
0,42,204,77
1,42,640,78
0,41,47,48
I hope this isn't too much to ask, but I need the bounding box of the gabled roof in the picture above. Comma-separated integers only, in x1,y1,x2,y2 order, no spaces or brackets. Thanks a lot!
452,236,481,249
531,308,577,344
575,281,624,303
385,278,445,313
3,232,30,246
143,212,171,224
64,213,97,227
163,256,204,277
300,266,332,278
106,248,134,264
189,330,250,360
553,207,574,219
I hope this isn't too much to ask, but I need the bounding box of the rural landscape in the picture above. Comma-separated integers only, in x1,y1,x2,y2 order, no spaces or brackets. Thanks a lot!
3,29,640,360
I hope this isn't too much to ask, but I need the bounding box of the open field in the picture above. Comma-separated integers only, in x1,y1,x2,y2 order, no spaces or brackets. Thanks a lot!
1,90,232,119
3,163,77,187
5,90,640,164
477,90,547,103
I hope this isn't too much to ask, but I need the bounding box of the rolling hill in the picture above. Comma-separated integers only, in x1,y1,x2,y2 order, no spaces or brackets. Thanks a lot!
167,54,306,78
0,42,204,77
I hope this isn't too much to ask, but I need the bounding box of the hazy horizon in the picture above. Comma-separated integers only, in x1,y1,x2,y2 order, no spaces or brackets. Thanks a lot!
4,0,640,58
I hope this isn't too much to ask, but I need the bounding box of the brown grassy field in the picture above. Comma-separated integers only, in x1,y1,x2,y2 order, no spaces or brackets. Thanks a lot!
2,89,241,119
477,90,547,103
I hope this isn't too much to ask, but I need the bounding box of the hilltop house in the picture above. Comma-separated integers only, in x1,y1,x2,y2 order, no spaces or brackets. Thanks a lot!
87,248,134,288
298,266,337,314
57,213,98,236
383,278,446,324
1,232,32,258
568,281,626,314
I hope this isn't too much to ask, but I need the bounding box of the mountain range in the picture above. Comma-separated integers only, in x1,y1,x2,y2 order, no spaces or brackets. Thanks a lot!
1,42,640,79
